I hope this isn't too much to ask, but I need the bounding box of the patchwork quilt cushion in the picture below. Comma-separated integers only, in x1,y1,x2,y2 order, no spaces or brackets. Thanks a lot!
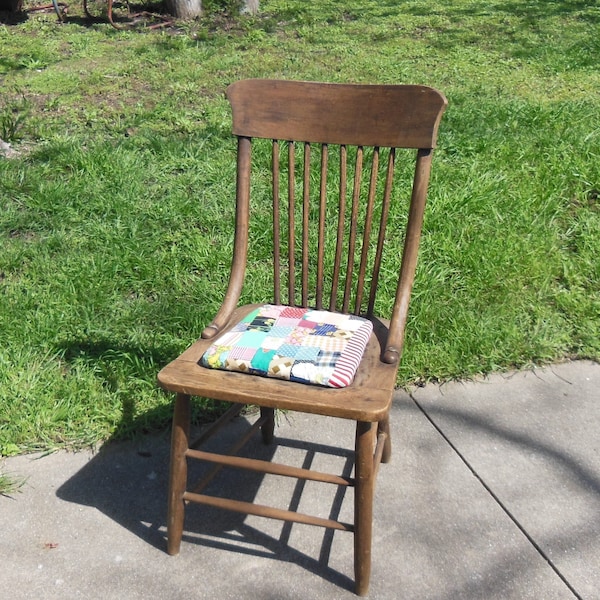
199,305,373,388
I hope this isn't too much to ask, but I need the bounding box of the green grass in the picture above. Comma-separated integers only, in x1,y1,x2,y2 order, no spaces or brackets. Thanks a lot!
0,466,25,496
1,0,599,454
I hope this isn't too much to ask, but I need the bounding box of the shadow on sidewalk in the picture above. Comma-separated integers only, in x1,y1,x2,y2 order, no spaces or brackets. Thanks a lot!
56,409,356,591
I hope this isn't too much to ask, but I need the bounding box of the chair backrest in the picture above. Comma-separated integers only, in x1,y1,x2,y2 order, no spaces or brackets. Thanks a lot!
204,79,447,365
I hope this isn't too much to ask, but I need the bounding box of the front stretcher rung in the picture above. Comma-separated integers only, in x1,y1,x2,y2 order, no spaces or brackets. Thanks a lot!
183,491,354,532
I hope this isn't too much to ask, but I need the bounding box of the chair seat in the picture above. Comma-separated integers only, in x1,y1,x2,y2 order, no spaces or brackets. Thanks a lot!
158,304,397,422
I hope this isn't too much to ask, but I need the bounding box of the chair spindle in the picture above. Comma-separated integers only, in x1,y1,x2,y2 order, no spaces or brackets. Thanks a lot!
302,142,311,307
343,146,363,314
287,141,296,305
316,143,328,310
330,144,347,313
354,147,379,314
272,139,281,305
368,148,396,316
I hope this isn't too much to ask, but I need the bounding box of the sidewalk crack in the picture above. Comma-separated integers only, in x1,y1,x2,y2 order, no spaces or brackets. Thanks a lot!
409,393,583,600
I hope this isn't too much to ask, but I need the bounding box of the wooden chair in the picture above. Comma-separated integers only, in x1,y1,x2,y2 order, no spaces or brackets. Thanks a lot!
158,79,447,595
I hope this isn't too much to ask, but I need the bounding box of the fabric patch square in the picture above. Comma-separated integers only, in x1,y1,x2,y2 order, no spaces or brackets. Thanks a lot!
199,304,373,388
277,343,300,359
248,315,276,332
231,321,250,333
309,310,346,325
294,346,320,362
286,327,310,346
331,329,353,340
203,346,230,369
258,305,283,319
314,351,342,369
275,317,303,329
279,306,307,319
269,326,294,339
226,357,251,372
228,346,257,361
290,362,333,385
251,348,276,372
238,330,268,348
213,331,244,347
311,323,338,336
240,310,260,323
261,336,286,351
299,335,346,352
268,355,294,379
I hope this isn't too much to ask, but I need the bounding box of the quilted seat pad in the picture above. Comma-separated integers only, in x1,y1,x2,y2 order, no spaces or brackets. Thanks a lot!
199,304,373,388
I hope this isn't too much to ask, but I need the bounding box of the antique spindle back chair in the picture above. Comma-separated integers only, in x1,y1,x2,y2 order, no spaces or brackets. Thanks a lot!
158,79,447,595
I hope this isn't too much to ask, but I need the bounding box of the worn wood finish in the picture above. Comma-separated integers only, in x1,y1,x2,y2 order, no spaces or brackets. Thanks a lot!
186,448,354,486
159,80,447,596
354,421,376,595
260,406,275,445
226,80,446,148
301,142,310,306
330,144,347,311
189,409,268,496
287,141,296,306
189,402,244,450
201,137,251,339
272,140,282,305
343,146,363,314
184,491,354,532
378,414,392,464
383,147,435,364
368,148,396,315
166,393,191,556
316,143,328,310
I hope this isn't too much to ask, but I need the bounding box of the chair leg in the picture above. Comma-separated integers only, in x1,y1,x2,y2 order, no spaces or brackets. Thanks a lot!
378,413,392,464
354,421,376,596
167,393,191,556
260,407,275,444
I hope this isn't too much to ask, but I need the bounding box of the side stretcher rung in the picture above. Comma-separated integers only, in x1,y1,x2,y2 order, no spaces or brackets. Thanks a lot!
186,448,355,487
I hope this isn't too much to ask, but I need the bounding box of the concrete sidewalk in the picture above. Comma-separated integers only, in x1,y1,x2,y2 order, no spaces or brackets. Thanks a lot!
1,360,598,599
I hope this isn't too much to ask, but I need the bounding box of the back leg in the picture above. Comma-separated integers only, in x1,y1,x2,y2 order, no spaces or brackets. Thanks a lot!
378,413,392,463
260,407,275,444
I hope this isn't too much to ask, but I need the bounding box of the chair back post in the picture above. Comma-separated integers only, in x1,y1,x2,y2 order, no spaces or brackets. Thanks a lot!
202,136,251,339
383,147,434,364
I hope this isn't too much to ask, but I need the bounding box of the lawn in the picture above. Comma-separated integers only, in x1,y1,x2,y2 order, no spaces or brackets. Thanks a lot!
1,0,599,455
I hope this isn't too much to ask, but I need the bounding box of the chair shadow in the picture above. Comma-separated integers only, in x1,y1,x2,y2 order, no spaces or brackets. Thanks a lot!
56,412,356,591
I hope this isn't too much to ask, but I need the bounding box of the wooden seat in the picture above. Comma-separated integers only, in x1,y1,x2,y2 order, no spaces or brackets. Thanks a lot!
158,79,447,596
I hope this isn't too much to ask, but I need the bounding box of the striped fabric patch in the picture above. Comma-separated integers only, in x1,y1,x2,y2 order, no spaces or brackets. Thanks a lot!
199,305,373,388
